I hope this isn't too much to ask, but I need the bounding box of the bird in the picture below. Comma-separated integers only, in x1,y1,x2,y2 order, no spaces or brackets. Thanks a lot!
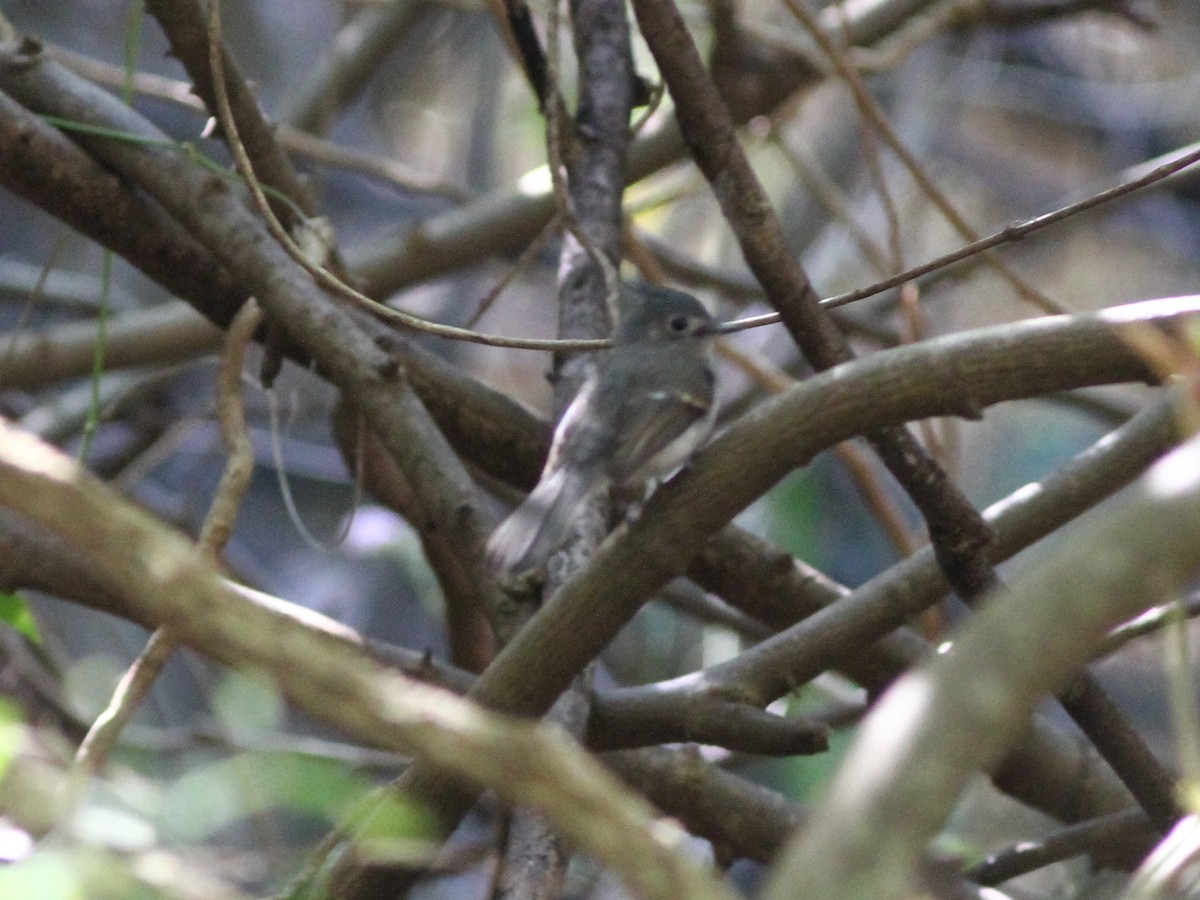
486,283,718,576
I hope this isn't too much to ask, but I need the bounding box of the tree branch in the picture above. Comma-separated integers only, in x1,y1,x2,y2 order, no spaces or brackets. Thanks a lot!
382,297,1183,836
0,419,738,900
763,429,1200,900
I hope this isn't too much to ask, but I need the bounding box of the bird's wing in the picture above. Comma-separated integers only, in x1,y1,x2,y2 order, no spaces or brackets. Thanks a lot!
609,374,714,484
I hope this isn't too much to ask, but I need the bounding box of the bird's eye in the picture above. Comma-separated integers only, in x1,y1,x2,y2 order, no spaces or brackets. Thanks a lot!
668,315,690,332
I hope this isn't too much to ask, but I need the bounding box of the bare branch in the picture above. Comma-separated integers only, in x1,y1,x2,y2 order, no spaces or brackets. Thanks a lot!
0,419,739,900
764,429,1200,900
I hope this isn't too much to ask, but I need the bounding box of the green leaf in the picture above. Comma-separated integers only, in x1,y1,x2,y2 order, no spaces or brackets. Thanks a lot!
0,592,41,645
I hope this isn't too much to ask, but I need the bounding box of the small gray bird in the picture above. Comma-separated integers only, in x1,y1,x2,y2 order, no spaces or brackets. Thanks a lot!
486,284,719,576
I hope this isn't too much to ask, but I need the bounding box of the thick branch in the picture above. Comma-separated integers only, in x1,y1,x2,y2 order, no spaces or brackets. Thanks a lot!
0,422,737,900
631,0,1000,609
620,393,1182,710
0,86,248,324
0,41,505,651
763,431,1200,900
147,0,317,225
346,0,940,297
386,298,1180,831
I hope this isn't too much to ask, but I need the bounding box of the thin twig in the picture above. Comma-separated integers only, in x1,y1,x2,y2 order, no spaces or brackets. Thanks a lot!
0,421,741,900
966,808,1151,886
205,0,608,352
783,0,1063,312
721,141,1200,333
468,213,562,327
70,298,261,784
47,42,474,201
763,431,1200,900
771,131,892,276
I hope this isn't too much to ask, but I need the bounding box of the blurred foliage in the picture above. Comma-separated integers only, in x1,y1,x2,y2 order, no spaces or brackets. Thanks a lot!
0,593,40,646
0,0,1199,896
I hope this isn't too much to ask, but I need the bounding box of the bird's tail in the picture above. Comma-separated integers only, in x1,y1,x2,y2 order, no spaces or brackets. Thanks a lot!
485,467,596,576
